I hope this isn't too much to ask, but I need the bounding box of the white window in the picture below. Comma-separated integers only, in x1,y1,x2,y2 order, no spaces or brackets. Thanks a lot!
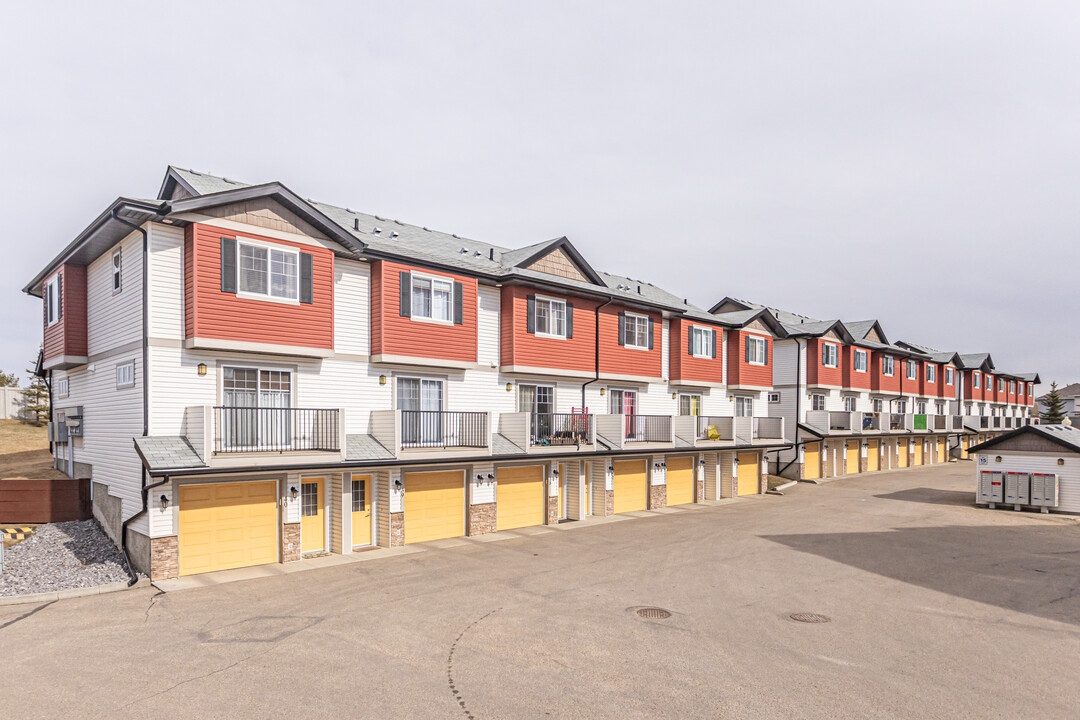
811,394,825,411
397,376,445,446
768,392,781,403
115,361,135,389
112,249,122,293
945,367,954,385
519,384,555,416
906,361,918,380
853,349,868,373
1009,380,1016,393
534,297,566,338
843,396,857,412
678,393,701,416
821,343,838,368
735,396,754,417
623,313,650,350
410,273,454,323
238,241,298,301
1029,383,1034,395
927,365,936,383
881,356,894,376
917,401,927,415
872,398,883,413
936,401,945,414
691,326,714,358
973,372,980,389
896,399,907,414
746,335,767,365
56,377,69,398
44,275,60,326
609,388,637,415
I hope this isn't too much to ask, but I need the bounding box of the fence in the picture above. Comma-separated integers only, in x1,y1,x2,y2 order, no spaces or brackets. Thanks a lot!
0,478,92,523
1,387,28,420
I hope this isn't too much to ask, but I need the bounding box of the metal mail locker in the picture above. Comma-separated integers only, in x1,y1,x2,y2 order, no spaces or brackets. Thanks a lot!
1004,473,1020,504
979,472,1004,506
1030,473,1059,510
1015,473,1031,505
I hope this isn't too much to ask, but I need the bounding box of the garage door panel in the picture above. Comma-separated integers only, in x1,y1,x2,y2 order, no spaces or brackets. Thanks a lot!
737,453,759,496
497,466,545,531
867,441,879,472
666,457,695,506
178,481,279,577
804,442,821,480
404,471,464,544
613,460,648,513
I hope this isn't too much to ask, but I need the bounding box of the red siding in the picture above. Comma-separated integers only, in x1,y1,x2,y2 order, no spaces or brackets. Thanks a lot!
726,330,773,388
807,338,843,387
371,260,477,363
966,371,985,401
985,374,996,403
842,346,871,390
186,224,334,350
871,351,900,393
500,286,596,373
669,319,725,384
42,264,87,362
597,305,662,379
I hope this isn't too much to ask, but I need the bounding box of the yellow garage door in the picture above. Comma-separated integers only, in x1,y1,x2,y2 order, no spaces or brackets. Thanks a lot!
937,438,946,463
178,481,278,577
867,440,879,472
961,436,969,460
898,439,909,468
737,452,759,496
845,440,860,475
613,459,648,513
913,440,924,465
404,471,464,544
666,456,695,506
803,442,821,480
497,465,545,531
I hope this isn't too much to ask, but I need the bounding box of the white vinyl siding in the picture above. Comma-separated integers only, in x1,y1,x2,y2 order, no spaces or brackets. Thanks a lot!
88,230,142,355
477,285,501,367
147,222,185,340
333,258,371,356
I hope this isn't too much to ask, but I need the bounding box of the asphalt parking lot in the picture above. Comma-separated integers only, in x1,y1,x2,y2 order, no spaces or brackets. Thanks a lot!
2,462,1078,719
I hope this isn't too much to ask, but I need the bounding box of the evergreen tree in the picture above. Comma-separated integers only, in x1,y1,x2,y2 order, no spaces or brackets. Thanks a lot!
22,358,50,426
1040,381,1067,424
0,369,18,387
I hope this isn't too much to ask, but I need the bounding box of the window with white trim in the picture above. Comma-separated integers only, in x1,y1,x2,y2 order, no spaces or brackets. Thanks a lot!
927,365,936,383
768,392,781,403
44,275,60,327
973,372,980,389
351,478,367,513
112,249,122,293
945,367,954,385
896,399,907,414
746,335,767,365
1009,380,1015,393
811,393,825,411
690,326,714,358
115,361,135,389
56,377,69,398
678,393,701,416
872,398,883,413
623,313,650,350
843,396,857,412
821,343,839,368
410,273,453,322
999,378,1005,392
881,355,894,376
917,401,927,414
1028,383,1034,395
238,240,298,301
936,401,945,415
534,297,567,338
853,349,868,372
906,360,918,380
734,396,754,417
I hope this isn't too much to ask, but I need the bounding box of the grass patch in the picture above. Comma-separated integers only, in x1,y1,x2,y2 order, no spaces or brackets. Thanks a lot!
0,419,48,455
0,420,65,479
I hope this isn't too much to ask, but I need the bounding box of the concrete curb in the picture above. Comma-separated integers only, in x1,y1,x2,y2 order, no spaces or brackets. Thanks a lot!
770,480,798,494
0,577,150,607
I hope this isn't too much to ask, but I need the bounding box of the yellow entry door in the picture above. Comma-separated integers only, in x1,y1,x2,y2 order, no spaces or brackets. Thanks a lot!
803,442,821,480
557,463,565,519
867,440,879,472
404,471,464,544
351,475,372,546
497,465,545,531
913,441,924,466
898,440,909,468
583,462,592,515
845,440,860,475
937,439,946,463
301,479,326,553
666,456,695,506
961,436,969,459
178,481,278,577
737,452,759,496
613,459,648,513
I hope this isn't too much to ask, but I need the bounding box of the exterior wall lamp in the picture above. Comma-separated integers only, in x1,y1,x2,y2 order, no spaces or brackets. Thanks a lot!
600,387,606,396
159,494,169,510
197,363,207,377
290,486,299,499
379,375,387,385
506,382,513,392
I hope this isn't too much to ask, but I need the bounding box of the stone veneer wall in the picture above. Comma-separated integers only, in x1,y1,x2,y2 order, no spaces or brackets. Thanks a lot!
546,494,559,525
282,523,301,562
151,536,179,580
603,489,614,516
649,484,666,510
390,512,404,547
468,502,496,536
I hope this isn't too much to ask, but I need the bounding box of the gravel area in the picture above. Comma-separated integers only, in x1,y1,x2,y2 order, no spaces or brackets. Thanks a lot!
0,520,136,597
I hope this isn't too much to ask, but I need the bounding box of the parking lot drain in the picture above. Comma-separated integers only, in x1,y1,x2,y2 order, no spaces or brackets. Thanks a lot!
635,607,672,620
790,613,831,624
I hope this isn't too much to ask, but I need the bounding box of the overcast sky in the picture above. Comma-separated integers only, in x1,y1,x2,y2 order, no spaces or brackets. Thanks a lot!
2,2,1077,391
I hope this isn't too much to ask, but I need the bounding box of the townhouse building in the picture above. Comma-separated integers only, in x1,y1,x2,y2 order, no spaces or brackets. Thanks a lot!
25,167,789,580
709,299,1039,481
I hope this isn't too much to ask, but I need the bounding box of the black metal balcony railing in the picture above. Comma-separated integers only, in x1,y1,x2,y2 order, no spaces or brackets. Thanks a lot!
401,410,487,449
214,406,339,453
980,417,989,429
992,417,1002,429
624,414,671,443
531,413,591,446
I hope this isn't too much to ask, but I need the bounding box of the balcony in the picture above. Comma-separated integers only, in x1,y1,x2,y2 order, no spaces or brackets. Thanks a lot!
595,414,673,448
213,406,340,454
529,413,593,447
751,416,785,440
888,413,911,432
1004,417,1014,429
692,416,735,442
400,410,489,449
913,414,929,431
992,416,1002,429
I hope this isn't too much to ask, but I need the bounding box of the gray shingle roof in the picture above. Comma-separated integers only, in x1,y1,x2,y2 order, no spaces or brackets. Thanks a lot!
170,167,251,196
843,320,879,340
345,434,394,461
958,353,992,369
133,436,205,472
970,424,1080,454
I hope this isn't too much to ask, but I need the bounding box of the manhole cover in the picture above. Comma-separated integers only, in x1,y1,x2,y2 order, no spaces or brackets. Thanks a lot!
635,607,672,620
790,612,831,624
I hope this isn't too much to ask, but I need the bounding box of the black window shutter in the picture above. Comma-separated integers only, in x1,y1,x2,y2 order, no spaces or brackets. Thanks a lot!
745,336,751,363
220,237,237,293
711,329,717,359
565,302,573,338
822,344,828,365
299,253,313,304
688,326,694,356
453,282,464,325
399,271,411,317
57,274,63,319
618,312,626,346
763,337,769,365
648,318,654,350
526,295,536,334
